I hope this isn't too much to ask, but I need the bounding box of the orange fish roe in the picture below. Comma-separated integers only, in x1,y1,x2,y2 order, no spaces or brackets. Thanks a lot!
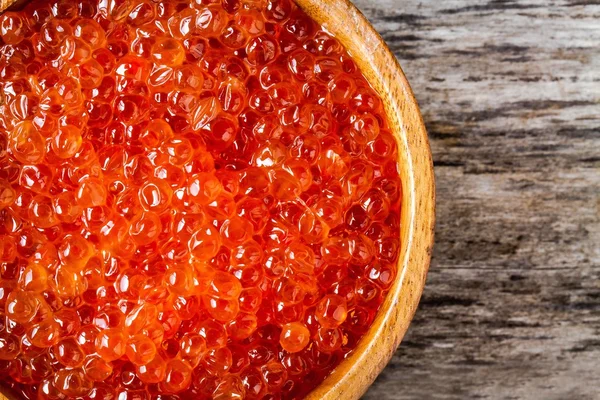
0,0,402,398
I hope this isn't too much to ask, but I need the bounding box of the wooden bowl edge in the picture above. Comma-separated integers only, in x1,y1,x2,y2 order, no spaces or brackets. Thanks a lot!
295,0,435,399
0,0,21,12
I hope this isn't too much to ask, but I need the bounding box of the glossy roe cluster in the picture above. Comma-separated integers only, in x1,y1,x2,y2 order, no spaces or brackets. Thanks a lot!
0,0,402,398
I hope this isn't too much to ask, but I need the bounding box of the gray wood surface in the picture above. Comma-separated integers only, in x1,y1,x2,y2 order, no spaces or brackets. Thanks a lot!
353,1,600,399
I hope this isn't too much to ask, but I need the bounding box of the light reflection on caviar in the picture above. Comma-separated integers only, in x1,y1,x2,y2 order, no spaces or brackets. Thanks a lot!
0,0,402,398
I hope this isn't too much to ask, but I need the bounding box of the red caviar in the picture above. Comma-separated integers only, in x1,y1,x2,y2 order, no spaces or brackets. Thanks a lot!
0,0,402,398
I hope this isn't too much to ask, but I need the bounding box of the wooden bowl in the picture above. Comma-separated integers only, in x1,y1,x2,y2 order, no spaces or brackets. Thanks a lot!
297,1,435,398
0,0,434,399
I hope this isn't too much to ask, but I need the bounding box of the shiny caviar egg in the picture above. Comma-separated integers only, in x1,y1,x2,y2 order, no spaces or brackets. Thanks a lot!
316,294,348,329
280,322,310,353
95,328,127,362
0,0,402,398
152,38,185,67
0,12,26,45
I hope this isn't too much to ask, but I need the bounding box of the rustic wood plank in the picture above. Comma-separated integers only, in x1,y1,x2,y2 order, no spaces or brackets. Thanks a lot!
353,0,600,399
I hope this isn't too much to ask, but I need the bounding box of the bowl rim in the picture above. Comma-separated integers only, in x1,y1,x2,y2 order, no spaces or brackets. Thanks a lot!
295,0,435,399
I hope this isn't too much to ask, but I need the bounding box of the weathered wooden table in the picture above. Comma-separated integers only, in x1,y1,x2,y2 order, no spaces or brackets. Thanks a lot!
354,1,600,399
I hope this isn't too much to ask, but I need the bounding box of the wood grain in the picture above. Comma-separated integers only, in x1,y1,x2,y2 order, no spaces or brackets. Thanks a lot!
352,0,600,399
0,0,17,12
